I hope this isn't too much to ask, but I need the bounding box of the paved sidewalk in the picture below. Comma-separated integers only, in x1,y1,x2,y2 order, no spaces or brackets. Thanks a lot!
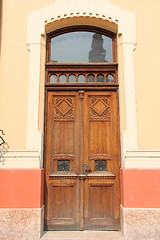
41,231,124,240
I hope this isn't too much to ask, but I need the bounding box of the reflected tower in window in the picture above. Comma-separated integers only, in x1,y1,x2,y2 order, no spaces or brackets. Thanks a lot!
50,31,113,63
89,34,107,62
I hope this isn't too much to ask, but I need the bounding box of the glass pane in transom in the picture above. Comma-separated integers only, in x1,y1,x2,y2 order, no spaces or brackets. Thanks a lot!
50,31,113,63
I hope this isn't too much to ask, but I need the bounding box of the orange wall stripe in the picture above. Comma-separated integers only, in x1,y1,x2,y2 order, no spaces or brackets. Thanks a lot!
0,169,44,208
121,169,160,208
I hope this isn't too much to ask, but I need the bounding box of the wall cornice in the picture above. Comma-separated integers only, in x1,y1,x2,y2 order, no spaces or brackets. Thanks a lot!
125,150,160,168
0,149,40,168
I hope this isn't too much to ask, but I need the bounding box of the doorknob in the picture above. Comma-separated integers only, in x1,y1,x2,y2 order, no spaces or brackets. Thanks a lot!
84,163,92,176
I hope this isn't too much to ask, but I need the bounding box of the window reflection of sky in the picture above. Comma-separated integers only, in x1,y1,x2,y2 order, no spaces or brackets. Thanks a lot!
50,32,112,63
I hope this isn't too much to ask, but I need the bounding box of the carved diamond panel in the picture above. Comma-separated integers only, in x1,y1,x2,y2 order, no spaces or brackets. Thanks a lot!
58,101,71,115
90,97,110,121
93,100,106,113
54,97,74,121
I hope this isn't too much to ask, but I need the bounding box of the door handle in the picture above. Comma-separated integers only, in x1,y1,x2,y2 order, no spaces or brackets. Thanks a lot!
84,163,92,176
78,164,92,180
77,165,92,180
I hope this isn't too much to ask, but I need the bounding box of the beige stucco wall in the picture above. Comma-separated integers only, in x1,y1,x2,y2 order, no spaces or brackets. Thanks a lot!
112,0,160,148
0,0,52,148
0,0,160,149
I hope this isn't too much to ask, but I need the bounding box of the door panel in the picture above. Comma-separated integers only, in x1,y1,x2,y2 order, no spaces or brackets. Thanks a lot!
45,91,80,230
83,92,119,230
45,90,120,230
47,179,79,230
84,181,115,230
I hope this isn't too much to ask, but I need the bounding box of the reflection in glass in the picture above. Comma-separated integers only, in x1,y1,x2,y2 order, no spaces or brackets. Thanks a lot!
97,74,104,82
68,74,76,83
50,31,113,63
59,74,66,83
50,74,57,83
78,74,85,83
107,74,114,83
88,74,95,82
89,34,106,62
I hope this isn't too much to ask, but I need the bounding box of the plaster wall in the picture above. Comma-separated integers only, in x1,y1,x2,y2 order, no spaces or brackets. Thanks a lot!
111,0,160,149
1,0,160,150
0,2,160,239
0,0,52,148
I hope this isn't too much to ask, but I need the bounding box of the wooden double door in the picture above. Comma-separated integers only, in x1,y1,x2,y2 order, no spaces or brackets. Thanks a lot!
45,90,120,231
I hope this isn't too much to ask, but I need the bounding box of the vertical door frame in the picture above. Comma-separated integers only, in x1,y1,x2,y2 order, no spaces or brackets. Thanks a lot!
44,22,120,229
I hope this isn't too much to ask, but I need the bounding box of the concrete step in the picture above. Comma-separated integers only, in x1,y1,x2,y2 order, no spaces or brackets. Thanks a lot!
41,231,124,240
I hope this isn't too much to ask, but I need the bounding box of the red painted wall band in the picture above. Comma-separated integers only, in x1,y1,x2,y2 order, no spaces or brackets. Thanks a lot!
1,168,159,208
0,169,44,208
120,169,160,208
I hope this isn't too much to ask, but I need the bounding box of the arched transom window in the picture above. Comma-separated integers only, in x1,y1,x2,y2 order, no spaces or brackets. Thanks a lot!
46,26,117,85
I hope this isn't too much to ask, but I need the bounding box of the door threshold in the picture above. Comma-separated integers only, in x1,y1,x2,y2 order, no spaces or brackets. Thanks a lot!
40,230,124,240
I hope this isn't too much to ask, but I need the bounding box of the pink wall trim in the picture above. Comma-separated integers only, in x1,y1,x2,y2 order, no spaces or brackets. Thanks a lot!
120,169,160,208
0,169,44,208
